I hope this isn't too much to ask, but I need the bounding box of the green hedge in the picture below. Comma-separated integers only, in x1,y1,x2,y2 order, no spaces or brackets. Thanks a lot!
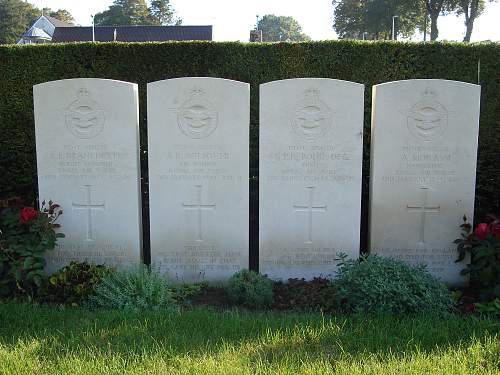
0,41,498,266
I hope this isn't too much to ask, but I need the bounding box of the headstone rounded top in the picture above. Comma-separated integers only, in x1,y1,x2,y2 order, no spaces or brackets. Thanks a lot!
148,77,249,90
260,78,364,89
33,78,138,90
374,79,480,89
372,79,481,145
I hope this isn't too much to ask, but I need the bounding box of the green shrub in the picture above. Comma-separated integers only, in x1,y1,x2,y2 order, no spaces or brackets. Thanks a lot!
37,261,113,305
475,298,500,318
0,199,64,297
331,255,454,315
88,265,177,312
226,269,274,308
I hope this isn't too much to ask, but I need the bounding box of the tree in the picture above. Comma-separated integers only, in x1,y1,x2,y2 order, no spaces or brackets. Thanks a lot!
449,0,497,41
0,0,39,44
149,0,181,25
333,0,425,40
95,0,151,26
332,0,365,39
455,0,484,41
257,15,311,42
48,9,75,25
423,0,449,40
95,0,181,26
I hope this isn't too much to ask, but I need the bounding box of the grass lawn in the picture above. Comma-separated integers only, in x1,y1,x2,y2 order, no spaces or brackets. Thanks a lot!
0,302,499,374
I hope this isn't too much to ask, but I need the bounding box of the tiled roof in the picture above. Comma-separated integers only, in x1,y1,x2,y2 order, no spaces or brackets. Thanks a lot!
52,25,213,43
44,15,73,27
22,26,51,39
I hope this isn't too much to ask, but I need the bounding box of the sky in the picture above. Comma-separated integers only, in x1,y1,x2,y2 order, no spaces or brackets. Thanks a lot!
29,0,500,42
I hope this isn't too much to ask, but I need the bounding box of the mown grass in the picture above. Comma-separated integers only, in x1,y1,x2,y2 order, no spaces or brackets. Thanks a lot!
0,301,499,374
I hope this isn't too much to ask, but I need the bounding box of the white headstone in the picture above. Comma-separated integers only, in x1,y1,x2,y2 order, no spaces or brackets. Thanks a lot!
34,79,143,273
148,77,249,283
369,79,481,286
260,79,364,280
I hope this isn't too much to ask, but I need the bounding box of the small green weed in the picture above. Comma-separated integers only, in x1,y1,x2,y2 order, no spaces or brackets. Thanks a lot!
226,269,274,308
88,265,177,312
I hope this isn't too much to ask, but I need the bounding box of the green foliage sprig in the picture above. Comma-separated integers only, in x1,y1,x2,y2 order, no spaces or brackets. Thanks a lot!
88,265,178,312
331,254,454,315
0,199,64,296
170,281,208,305
226,269,274,308
475,298,500,318
37,261,113,305
455,215,500,301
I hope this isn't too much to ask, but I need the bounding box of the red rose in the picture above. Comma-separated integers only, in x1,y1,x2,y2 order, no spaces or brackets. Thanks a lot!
474,223,489,240
491,223,500,239
19,207,38,223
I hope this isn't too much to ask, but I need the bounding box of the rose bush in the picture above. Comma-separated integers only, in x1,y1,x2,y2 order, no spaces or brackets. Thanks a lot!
456,215,500,302
474,221,500,241
19,207,38,223
0,199,64,297
475,223,490,240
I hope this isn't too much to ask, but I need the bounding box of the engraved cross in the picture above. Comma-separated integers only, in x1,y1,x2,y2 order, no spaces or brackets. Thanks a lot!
293,186,327,244
406,187,440,245
182,185,216,242
72,185,105,241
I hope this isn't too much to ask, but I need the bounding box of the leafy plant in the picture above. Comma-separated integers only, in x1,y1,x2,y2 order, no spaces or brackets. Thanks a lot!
170,281,208,305
456,215,500,301
88,265,178,312
475,299,500,318
0,199,64,297
273,278,336,312
37,261,113,305
226,269,274,308
331,254,454,315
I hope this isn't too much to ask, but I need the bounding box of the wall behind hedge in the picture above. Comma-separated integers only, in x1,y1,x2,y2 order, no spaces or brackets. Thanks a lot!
0,41,498,268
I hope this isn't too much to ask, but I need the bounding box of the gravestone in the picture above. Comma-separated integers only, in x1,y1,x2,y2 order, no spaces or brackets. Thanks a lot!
369,79,481,286
34,79,143,273
260,79,364,280
148,77,249,283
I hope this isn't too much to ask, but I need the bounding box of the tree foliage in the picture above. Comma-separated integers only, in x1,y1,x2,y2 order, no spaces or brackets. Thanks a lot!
333,0,425,40
0,0,39,44
47,9,75,25
95,0,181,26
332,0,498,41
257,14,311,42
149,0,181,25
